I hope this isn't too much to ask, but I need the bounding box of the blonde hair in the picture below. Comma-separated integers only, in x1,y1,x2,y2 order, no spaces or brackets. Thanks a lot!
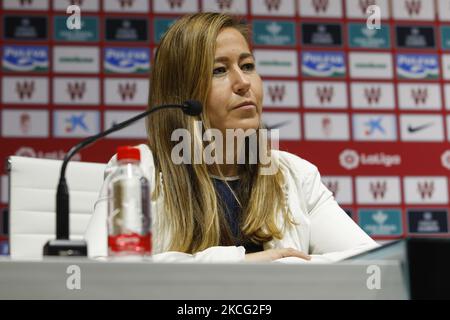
147,13,295,253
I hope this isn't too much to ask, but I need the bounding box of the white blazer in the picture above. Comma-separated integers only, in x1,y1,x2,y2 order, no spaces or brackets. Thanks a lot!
84,144,379,263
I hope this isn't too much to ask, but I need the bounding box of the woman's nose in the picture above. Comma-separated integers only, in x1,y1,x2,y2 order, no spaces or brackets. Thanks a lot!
232,69,251,95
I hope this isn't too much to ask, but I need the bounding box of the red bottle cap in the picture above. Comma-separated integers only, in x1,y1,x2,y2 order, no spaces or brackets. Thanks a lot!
117,146,140,161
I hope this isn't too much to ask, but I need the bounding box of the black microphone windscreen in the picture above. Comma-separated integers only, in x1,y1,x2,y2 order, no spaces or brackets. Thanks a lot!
182,100,203,116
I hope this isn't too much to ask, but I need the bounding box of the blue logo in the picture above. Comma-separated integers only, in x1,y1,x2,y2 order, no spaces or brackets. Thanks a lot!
302,52,346,77
397,54,439,79
2,45,48,72
66,113,88,132
358,209,403,236
154,18,177,43
104,48,150,73
364,117,385,136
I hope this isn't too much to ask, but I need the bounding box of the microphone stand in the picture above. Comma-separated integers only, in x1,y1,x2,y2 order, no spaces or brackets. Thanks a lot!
43,103,197,256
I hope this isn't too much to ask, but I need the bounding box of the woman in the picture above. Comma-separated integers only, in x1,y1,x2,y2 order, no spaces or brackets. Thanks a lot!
85,13,378,262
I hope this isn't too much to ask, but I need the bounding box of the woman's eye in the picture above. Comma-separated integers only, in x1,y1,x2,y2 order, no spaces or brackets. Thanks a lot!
213,67,226,75
242,63,255,71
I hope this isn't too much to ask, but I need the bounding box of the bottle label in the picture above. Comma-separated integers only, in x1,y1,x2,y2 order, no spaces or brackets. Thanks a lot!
108,233,151,254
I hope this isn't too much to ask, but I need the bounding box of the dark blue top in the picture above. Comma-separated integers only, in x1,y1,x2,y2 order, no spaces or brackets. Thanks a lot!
212,177,263,253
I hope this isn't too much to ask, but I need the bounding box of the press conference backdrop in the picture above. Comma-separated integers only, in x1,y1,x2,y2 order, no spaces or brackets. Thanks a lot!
1,0,450,246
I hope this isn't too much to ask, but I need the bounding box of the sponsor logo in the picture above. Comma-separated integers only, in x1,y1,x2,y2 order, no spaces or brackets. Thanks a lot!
153,18,177,43
400,114,444,142
302,52,346,77
441,26,450,50
263,81,300,108
302,23,342,47
351,82,395,109
442,150,450,170
53,110,100,138
2,77,48,104
405,0,422,16
299,0,343,17
442,55,450,80
346,0,390,19
303,81,347,108
358,209,403,236
104,79,149,106
153,0,198,13
393,0,434,20
3,0,48,10
348,23,390,48
304,113,350,141
104,48,150,73
103,0,149,12
105,18,148,42
407,123,433,133
53,0,99,11
251,0,295,16
53,46,99,73
349,52,393,79
54,16,99,42
2,45,48,72
396,26,435,49
353,114,397,141
4,16,48,41
398,83,441,110
356,177,401,204
396,54,439,79
312,0,329,12
252,20,296,46
202,0,247,13
15,146,81,161
104,111,147,139
53,78,100,105
322,176,353,205
254,50,298,77
262,112,301,140
407,210,449,234
1,109,48,138
339,149,401,170
403,177,449,205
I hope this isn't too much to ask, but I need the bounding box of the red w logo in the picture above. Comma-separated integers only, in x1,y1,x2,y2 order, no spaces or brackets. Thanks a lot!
325,181,339,196
19,0,33,5
405,0,421,16
216,0,233,9
359,0,377,14
411,88,428,105
370,181,387,199
16,81,35,100
312,0,329,13
364,87,381,104
316,86,334,104
417,181,434,199
267,85,286,103
67,82,86,100
167,0,184,9
265,0,281,11
118,83,137,101
118,0,134,8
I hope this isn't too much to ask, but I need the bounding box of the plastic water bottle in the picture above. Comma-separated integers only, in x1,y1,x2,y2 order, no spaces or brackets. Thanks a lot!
107,146,151,256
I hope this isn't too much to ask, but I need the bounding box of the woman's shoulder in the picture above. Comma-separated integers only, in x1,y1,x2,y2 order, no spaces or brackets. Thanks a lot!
272,149,319,177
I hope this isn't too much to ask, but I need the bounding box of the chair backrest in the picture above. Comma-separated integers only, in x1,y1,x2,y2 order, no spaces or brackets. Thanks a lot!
7,156,105,259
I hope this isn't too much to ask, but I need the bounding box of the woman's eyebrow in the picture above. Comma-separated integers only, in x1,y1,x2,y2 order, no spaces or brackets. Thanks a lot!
214,53,254,63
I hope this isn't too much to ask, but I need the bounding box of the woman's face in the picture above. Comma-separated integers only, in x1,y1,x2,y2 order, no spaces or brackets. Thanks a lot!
206,27,263,134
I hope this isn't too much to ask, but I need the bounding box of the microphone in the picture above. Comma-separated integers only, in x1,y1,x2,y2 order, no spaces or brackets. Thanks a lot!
43,100,202,256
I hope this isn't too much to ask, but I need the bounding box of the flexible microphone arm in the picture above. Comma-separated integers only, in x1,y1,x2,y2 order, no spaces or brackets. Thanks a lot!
44,100,202,256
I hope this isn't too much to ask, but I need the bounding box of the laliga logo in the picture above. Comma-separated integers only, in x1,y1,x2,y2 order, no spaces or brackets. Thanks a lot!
340,149,360,170
441,150,450,170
